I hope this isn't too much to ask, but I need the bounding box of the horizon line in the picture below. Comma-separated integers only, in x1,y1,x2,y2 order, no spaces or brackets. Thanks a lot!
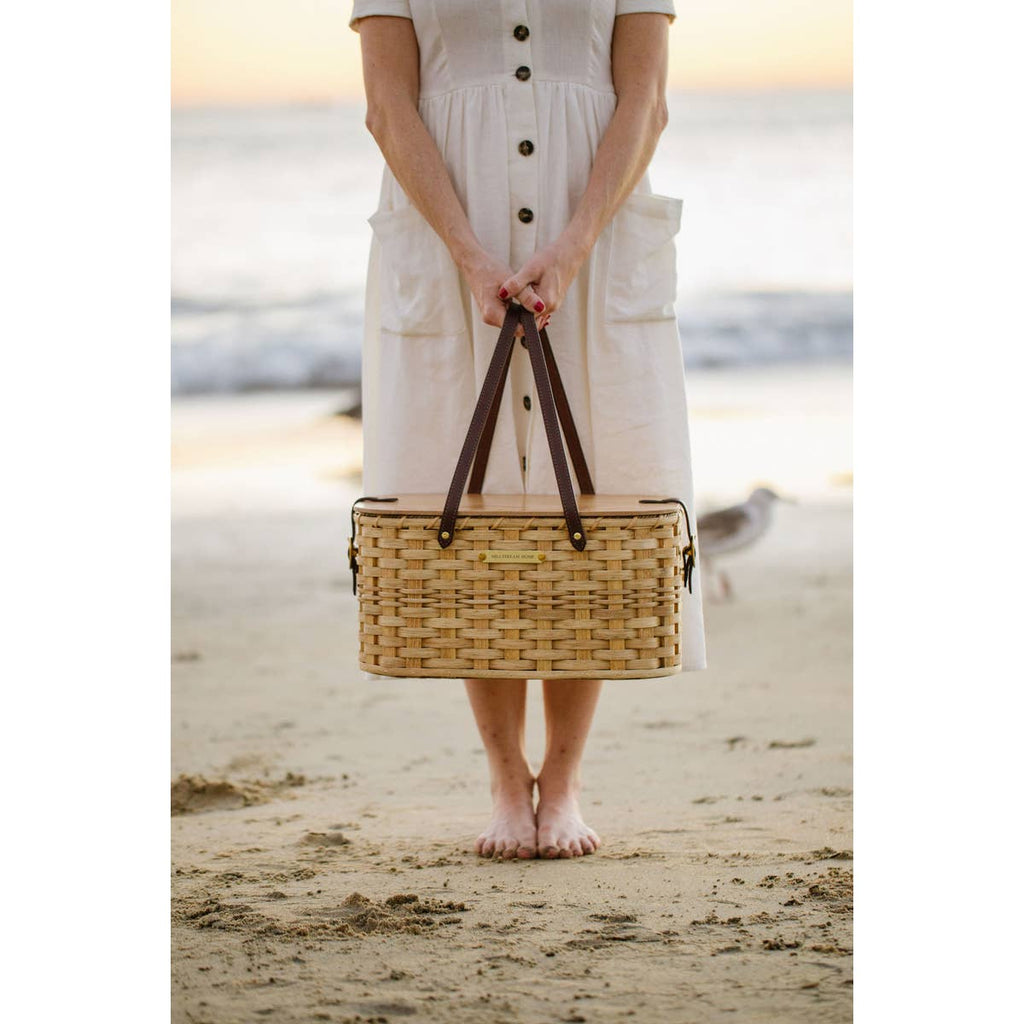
171,83,852,112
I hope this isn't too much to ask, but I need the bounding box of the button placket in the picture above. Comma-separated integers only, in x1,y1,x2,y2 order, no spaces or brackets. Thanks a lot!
503,0,539,490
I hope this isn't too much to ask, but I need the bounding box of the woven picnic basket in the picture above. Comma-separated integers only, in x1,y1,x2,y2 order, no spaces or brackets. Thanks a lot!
347,301,697,679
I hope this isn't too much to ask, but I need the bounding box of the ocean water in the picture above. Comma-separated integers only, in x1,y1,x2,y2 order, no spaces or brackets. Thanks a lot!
171,91,851,394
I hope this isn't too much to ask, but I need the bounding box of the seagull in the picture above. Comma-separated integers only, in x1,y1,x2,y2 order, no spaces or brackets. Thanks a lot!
696,486,795,601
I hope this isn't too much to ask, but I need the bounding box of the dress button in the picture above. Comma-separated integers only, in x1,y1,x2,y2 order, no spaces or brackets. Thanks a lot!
518,207,533,223
513,24,530,41
515,65,531,81
518,139,534,156
523,395,532,411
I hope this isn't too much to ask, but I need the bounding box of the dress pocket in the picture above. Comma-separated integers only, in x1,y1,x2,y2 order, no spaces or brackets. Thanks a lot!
604,192,683,323
368,203,467,336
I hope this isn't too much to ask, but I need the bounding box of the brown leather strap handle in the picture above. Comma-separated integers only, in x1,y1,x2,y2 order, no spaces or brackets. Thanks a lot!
466,323,515,492
437,303,523,549
538,323,595,493
437,302,587,550
468,320,594,495
519,309,587,548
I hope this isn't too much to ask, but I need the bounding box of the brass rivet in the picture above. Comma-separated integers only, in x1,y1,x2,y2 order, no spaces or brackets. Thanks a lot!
538,552,546,561
573,531,582,540
441,531,450,539
478,551,486,560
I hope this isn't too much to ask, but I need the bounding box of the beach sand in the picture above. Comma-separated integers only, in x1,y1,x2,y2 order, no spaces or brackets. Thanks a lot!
172,364,852,1023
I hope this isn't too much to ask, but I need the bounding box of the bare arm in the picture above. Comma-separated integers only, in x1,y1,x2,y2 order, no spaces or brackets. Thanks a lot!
356,16,480,269
355,16,546,325
565,13,671,254
498,13,671,313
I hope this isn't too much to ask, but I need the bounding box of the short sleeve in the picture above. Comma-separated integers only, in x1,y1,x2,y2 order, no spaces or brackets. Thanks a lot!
614,0,676,23
349,0,413,33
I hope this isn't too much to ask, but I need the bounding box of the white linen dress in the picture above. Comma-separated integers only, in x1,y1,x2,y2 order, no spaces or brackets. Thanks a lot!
350,0,707,671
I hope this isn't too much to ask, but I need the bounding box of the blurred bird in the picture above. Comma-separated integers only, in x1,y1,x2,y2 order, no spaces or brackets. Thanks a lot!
697,486,795,601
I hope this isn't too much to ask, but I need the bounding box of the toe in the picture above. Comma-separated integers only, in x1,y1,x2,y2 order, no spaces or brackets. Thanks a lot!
500,840,518,860
480,837,497,858
580,836,596,854
537,828,556,858
516,844,536,859
569,839,584,857
557,840,573,858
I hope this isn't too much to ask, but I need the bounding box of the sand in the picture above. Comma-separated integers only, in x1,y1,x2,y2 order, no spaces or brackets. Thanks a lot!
172,364,852,1023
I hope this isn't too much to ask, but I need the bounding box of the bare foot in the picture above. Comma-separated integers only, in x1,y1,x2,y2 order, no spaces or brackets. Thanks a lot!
535,778,601,858
474,779,537,859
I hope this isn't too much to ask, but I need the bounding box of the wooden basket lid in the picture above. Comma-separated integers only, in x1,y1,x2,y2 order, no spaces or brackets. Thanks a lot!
353,493,684,516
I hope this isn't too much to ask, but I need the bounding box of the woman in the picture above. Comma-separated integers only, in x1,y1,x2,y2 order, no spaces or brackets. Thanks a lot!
350,0,707,861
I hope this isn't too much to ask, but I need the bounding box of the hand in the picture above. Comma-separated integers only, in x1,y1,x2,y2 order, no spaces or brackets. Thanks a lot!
498,236,586,334
459,248,544,339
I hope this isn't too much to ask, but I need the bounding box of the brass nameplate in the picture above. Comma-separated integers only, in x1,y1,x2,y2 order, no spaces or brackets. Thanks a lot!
478,550,546,563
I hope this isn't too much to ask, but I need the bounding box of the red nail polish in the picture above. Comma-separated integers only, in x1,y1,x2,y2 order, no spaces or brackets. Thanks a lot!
534,301,544,312
499,287,508,299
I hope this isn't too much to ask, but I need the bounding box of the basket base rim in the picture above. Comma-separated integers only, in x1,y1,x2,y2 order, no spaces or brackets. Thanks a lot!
358,664,686,680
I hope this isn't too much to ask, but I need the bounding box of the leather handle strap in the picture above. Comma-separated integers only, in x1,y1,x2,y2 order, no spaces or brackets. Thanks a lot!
437,303,525,548
539,322,595,494
466,328,514,492
468,319,594,495
438,302,587,550
520,308,587,549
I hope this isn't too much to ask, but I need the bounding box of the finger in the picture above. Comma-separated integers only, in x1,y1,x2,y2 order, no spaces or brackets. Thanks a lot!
500,275,546,315
498,272,531,301
519,284,546,315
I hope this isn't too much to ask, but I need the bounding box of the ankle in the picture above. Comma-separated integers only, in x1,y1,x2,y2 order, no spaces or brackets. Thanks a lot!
536,767,582,803
489,767,535,801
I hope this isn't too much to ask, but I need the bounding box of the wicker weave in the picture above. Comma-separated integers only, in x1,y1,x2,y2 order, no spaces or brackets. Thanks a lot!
352,499,692,679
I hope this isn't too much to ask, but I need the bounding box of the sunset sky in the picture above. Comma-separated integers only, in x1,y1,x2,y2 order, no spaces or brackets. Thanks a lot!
172,0,851,107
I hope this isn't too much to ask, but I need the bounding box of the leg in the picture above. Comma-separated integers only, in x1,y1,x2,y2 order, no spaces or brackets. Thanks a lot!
463,678,537,859
536,679,604,858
